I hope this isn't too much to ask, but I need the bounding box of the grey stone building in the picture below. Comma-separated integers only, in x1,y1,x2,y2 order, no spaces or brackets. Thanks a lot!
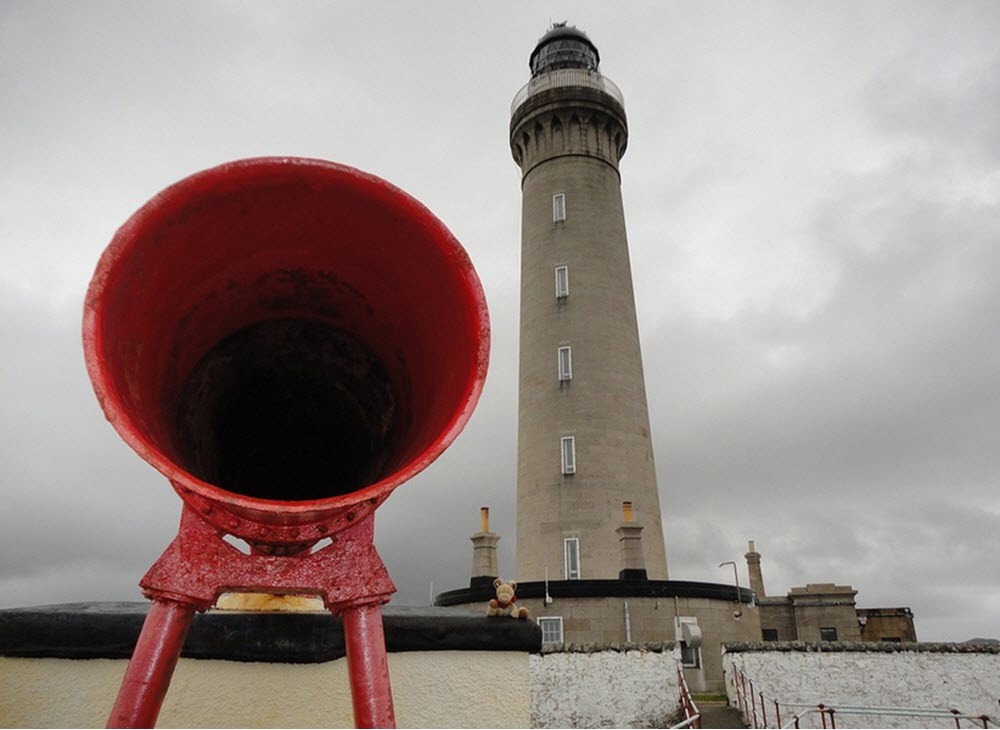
747,541,917,644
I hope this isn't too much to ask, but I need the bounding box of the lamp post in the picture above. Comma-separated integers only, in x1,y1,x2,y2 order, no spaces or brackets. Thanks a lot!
719,560,743,620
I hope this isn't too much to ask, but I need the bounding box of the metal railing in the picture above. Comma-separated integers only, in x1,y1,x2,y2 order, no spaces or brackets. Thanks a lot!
730,663,1000,729
672,664,702,729
510,68,624,115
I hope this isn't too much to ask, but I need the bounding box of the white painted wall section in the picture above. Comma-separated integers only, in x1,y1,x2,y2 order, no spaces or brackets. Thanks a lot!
530,648,682,728
724,648,1000,729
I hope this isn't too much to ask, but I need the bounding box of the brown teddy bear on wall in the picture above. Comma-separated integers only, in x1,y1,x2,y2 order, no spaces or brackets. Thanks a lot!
487,577,529,619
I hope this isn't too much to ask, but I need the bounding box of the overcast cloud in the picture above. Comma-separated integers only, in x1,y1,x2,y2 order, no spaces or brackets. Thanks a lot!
1,1,998,642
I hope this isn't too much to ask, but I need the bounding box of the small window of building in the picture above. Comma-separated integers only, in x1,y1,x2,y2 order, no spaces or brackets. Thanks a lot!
555,265,569,298
552,193,566,222
678,617,701,668
539,616,564,644
557,346,572,381
560,436,576,475
820,627,838,642
882,636,902,643
564,537,581,580
680,642,701,667
762,628,779,642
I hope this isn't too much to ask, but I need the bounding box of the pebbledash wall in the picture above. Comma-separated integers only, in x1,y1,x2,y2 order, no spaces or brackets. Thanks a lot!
0,602,683,729
723,642,1000,729
532,643,681,728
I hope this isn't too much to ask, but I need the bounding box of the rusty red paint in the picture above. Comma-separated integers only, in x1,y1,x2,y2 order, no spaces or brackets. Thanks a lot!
83,156,490,544
344,604,396,728
140,507,395,611
84,158,490,729
107,600,194,728
105,508,396,729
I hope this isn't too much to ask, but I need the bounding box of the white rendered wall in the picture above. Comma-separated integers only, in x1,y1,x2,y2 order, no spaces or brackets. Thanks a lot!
0,651,531,728
723,648,1000,728
530,647,682,728
0,647,689,728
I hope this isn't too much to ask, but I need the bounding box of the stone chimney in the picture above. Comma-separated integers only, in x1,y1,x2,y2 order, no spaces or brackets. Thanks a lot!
470,507,499,579
615,501,647,581
745,540,766,598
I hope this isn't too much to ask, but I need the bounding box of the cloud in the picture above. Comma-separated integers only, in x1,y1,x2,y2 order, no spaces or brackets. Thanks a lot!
1,2,998,644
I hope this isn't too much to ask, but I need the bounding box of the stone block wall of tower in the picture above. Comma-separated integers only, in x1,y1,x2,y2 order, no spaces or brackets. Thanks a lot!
511,28,669,583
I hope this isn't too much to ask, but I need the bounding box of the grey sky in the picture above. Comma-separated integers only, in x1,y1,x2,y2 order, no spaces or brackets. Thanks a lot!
1,1,998,642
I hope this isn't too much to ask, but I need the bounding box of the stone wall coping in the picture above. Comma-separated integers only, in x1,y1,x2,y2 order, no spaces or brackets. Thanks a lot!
540,640,677,655
723,641,1000,654
789,584,856,594
0,602,541,663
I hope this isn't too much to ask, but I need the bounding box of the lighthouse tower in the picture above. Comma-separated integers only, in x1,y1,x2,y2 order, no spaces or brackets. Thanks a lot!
510,24,669,582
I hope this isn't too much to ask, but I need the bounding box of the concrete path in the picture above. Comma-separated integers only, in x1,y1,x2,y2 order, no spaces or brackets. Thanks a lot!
696,700,747,729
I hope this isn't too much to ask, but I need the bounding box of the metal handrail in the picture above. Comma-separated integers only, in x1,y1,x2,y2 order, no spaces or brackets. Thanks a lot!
729,662,1000,729
510,68,625,115
672,714,703,729
672,663,702,729
783,705,1000,729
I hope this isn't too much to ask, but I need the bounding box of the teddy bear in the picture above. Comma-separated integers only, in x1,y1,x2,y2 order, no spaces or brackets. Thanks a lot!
487,577,529,619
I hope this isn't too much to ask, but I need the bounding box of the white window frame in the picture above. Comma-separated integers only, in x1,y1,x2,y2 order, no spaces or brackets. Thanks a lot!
552,193,566,222
555,265,569,298
560,436,576,475
564,537,581,580
539,616,564,644
678,616,702,668
557,345,573,381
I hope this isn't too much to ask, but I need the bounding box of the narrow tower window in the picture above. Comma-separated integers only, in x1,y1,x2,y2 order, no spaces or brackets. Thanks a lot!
564,537,581,580
552,193,566,222
560,436,576,475
555,265,569,298
557,345,572,381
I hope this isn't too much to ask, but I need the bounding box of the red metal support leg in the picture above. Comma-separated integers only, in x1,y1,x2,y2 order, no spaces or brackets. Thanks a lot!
107,599,195,728
343,603,396,729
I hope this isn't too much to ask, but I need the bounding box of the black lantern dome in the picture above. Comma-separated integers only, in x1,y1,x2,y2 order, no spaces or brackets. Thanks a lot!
529,23,600,77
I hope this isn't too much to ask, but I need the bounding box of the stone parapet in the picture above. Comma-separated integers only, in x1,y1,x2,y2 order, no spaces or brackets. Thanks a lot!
510,81,628,179
725,641,1000,653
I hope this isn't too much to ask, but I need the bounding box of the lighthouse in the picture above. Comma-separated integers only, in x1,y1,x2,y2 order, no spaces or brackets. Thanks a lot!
510,23,669,582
